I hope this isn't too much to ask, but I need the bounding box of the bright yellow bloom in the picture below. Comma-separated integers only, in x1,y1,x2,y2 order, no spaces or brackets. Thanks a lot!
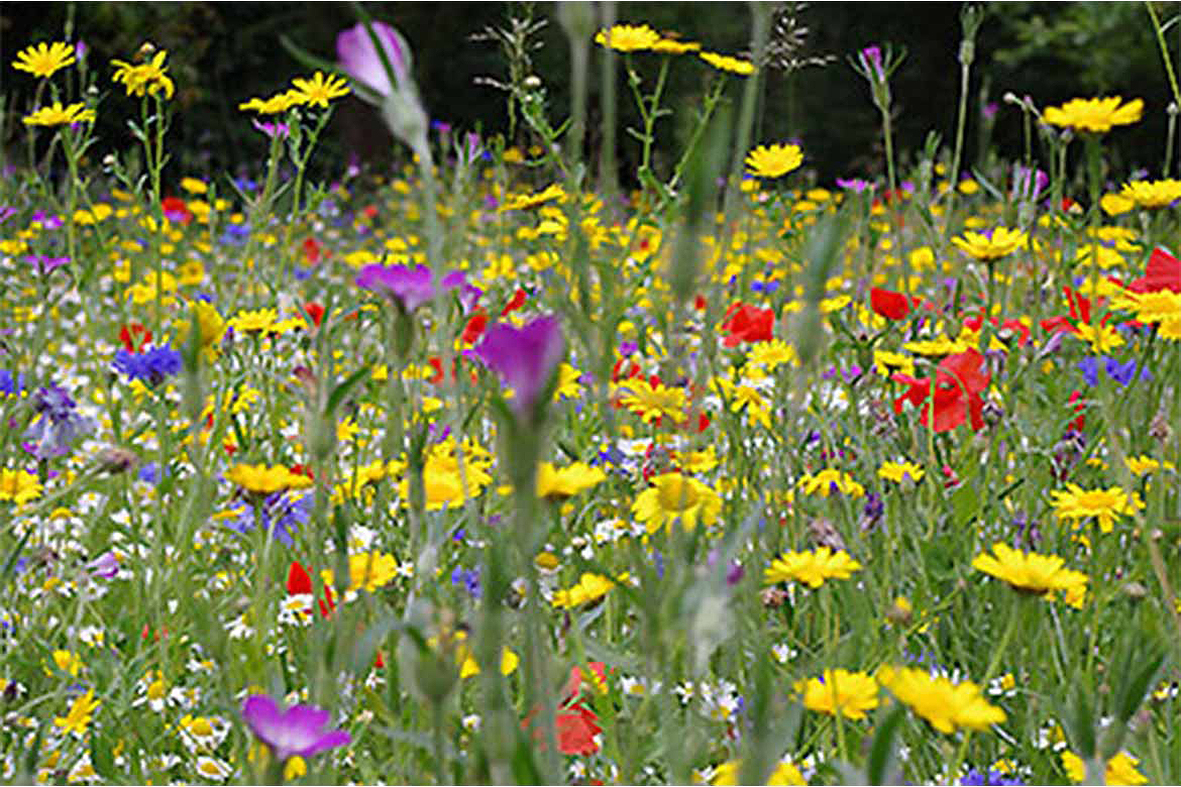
615,377,688,424
22,101,95,127
225,463,313,495
873,349,915,377
652,38,701,55
902,335,974,356
1061,751,1148,785
631,473,722,534
747,339,797,370
1073,320,1125,354
877,666,1006,734
878,460,924,484
228,307,278,333
712,759,806,785
12,41,76,78
552,572,626,608
745,143,803,178
699,51,756,75
180,177,208,195
457,633,519,679
1124,455,1162,476
973,542,1088,599
54,689,100,737
499,183,566,211
290,71,351,108
321,551,398,593
1044,96,1143,134
951,227,1028,261
111,50,175,99
1120,179,1181,209
238,91,302,115
794,669,879,720
1050,483,1145,534
764,546,862,589
1101,192,1136,216
798,468,864,498
396,440,494,511
1115,288,1181,339
594,24,661,52
536,461,606,500
0,470,43,504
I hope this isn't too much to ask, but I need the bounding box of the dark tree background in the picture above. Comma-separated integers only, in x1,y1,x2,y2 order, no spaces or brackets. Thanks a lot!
2,2,1176,185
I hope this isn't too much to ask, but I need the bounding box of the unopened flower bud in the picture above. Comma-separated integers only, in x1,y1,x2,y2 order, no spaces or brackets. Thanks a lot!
1122,581,1147,599
98,446,138,474
761,587,787,609
523,75,542,90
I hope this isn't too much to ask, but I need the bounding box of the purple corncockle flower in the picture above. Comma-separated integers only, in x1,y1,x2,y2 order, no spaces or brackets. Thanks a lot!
251,118,290,140
25,384,93,459
87,551,119,579
860,45,884,79
240,694,351,762
355,264,465,312
1012,164,1048,202
336,21,407,97
835,177,873,194
32,211,63,230
74,41,88,60
982,102,1000,121
26,255,70,275
470,314,564,416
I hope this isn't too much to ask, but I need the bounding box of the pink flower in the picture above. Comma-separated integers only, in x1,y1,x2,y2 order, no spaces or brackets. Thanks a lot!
241,694,351,762
336,21,408,98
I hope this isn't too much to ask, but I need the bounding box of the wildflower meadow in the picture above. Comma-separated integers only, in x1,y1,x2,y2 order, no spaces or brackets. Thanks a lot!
1,3,1179,785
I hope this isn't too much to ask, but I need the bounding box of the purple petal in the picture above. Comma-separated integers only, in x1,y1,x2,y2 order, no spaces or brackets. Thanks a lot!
336,21,406,98
472,315,564,414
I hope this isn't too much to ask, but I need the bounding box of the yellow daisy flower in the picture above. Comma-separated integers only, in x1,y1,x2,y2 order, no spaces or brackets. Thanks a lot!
794,668,879,720
1061,751,1148,785
238,91,301,115
289,71,351,108
536,461,606,501
111,50,175,99
0,469,44,504
594,24,661,52
699,51,757,75
1043,96,1143,134
1119,179,1181,209
552,572,627,608
631,473,722,534
797,468,864,498
12,41,76,78
225,463,313,495
615,377,688,424
1049,483,1145,533
764,546,862,589
228,307,279,333
877,666,1006,734
745,143,804,178
54,689,100,737
22,101,96,127
712,759,806,785
652,38,702,55
973,542,1088,598
951,227,1029,261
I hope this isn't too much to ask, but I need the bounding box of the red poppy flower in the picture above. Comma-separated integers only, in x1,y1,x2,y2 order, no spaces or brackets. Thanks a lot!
302,237,323,265
963,312,1030,347
161,196,192,225
870,287,911,321
461,309,489,344
694,294,708,311
119,323,153,353
1126,247,1181,293
892,349,991,432
304,302,325,328
286,560,335,618
501,288,527,317
721,303,774,347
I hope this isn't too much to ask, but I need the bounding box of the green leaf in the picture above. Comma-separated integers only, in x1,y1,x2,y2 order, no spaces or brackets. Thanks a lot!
326,363,373,418
510,732,543,784
867,704,907,785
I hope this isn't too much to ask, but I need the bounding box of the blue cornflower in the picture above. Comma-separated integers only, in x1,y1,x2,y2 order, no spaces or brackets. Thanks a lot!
960,767,1025,786
1078,356,1100,387
1104,356,1143,387
226,492,310,546
113,345,182,387
25,384,94,459
450,566,481,600
0,369,23,398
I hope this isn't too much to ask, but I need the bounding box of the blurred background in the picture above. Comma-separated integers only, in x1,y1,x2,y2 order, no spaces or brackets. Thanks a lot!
2,2,1177,186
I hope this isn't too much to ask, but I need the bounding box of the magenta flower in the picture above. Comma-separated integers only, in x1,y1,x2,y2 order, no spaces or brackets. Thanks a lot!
241,694,351,762
355,264,465,312
470,315,564,415
860,45,884,79
336,21,407,98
